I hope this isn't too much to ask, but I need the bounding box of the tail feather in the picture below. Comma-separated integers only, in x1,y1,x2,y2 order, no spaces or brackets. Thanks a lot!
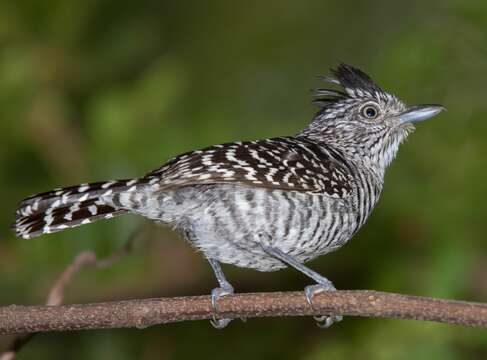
13,179,138,239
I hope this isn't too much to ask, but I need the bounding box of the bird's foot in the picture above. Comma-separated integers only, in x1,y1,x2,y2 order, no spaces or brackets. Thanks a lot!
305,284,343,329
210,283,234,329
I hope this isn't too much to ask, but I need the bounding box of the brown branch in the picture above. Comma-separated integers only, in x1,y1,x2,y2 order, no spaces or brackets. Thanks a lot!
0,233,140,360
1,291,486,335
0,252,97,360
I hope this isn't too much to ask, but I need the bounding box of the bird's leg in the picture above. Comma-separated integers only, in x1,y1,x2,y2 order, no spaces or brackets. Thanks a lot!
260,242,343,328
208,258,234,329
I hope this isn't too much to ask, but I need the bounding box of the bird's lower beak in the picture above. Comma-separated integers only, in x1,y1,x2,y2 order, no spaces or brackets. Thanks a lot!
398,105,445,125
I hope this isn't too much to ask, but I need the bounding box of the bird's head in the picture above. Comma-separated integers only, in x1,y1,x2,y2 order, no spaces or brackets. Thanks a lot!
300,63,444,173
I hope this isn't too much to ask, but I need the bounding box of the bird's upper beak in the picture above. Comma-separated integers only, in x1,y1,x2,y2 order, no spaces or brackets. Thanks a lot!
397,105,445,125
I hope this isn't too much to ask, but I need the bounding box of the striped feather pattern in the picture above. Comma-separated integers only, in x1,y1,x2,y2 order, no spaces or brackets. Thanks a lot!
13,180,137,239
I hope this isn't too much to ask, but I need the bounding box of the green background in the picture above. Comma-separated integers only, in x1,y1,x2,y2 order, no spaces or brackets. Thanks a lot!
1,0,486,359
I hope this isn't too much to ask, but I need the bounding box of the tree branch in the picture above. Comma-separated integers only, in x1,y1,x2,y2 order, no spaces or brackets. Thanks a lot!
0,233,140,359
1,290,486,334
0,252,98,360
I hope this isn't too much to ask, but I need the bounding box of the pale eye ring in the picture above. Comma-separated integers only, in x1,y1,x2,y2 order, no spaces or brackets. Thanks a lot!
361,104,380,119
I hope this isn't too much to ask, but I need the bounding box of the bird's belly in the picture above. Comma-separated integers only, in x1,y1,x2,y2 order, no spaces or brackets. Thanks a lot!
169,185,354,272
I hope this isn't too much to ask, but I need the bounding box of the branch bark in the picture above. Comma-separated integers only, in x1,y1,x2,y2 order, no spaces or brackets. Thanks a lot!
1,290,486,335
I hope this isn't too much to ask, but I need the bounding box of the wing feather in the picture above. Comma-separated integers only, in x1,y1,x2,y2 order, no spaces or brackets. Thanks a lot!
144,137,353,198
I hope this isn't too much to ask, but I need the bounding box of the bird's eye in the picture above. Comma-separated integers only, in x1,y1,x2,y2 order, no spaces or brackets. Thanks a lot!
361,104,379,119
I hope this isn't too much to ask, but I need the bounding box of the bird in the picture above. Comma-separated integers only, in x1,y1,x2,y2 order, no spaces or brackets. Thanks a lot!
12,63,444,328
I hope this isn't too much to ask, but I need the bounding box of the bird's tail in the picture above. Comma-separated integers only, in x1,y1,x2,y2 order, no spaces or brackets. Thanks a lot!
12,179,141,239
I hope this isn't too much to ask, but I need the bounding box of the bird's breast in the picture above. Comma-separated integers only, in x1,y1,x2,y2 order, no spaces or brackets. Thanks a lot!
164,184,358,271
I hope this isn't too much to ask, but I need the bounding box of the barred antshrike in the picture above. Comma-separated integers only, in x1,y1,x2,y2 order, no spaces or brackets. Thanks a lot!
13,64,444,328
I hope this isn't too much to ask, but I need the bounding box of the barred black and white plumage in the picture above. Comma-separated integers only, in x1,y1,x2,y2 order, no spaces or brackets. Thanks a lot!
14,180,134,239
146,137,353,196
12,63,444,328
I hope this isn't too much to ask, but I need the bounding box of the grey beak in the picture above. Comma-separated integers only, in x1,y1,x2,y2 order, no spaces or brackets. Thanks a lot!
398,105,445,124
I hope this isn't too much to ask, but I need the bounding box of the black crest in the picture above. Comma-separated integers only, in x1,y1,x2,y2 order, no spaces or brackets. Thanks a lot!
313,63,385,108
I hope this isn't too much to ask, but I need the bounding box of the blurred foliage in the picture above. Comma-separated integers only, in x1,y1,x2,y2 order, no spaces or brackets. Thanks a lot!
1,0,487,359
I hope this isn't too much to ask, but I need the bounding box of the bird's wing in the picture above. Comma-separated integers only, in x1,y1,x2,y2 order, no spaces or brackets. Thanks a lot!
144,137,354,198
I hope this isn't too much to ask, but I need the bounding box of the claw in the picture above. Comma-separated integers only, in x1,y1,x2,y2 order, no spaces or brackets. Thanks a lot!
313,314,343,328
210,317,233,329
210,285,234,329
305,284,342,329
